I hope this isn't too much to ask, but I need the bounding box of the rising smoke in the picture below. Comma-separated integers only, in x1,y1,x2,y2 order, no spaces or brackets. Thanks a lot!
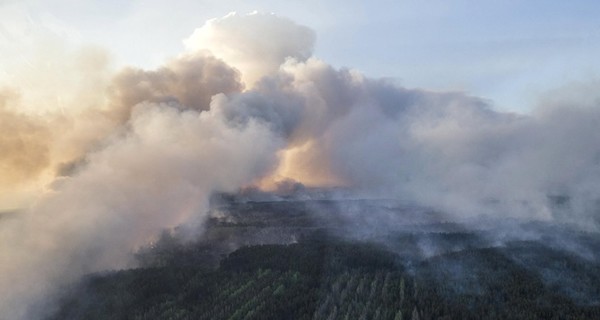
1,11,600,319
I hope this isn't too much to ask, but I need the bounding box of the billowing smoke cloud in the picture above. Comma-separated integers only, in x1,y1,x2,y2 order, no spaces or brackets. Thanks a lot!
0,102,282,319
1,11,600,319
0,22,117,209
107,53,243,122
185,12,315,87
0,89,50,186
0,12,298,319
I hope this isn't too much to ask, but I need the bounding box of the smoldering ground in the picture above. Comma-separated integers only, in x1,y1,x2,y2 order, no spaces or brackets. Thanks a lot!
1,11,600,319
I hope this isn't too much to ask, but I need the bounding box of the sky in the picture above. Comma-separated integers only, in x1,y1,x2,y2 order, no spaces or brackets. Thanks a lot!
2,0,600,112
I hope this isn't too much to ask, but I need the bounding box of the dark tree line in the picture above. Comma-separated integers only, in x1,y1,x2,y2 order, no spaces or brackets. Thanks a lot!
50,233,600,320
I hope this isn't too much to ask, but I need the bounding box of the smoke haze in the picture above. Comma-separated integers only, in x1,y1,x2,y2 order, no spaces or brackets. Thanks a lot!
1,11,600,319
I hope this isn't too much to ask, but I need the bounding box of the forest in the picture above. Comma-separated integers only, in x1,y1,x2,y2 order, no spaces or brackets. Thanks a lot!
49,198,600,319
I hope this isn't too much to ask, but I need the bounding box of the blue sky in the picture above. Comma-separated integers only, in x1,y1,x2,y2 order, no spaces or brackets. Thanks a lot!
2,0,600,112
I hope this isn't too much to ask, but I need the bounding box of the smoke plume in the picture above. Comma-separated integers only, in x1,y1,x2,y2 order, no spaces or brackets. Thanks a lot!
1,11,600,319
184,12,316,87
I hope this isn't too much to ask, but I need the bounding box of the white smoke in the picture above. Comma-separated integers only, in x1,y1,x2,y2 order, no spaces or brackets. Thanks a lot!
0,102,282,319
184,12,315,87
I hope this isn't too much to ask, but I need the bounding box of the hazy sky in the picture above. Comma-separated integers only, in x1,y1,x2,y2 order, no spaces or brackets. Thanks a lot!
2,0,600,112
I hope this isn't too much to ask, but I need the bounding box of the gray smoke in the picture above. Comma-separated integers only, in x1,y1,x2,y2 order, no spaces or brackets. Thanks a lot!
243,58,600,227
